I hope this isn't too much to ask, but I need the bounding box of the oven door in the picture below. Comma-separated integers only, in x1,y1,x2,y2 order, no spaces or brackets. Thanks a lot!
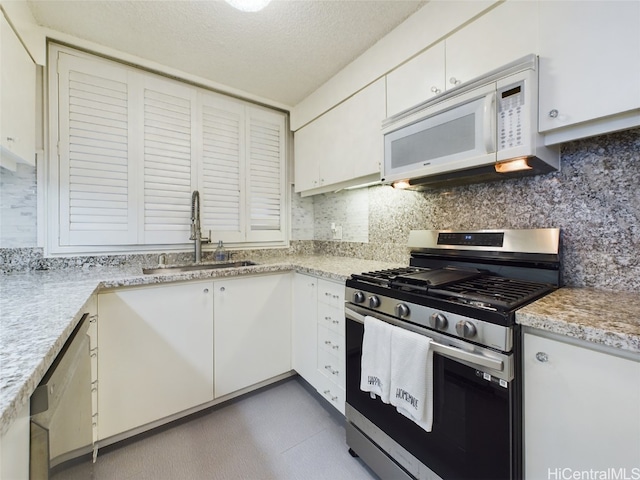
345,305,520,480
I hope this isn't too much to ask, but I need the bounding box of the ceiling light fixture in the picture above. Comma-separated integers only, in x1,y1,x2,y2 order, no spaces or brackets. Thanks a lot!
224,0,271,12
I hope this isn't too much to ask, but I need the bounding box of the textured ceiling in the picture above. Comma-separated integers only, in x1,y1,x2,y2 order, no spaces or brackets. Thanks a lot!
27,0,427,107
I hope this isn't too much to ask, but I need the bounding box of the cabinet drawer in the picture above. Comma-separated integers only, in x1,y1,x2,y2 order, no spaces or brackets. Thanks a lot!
318,302,344,334
318,348,345,387
318,279,344,308
318,324,344,357
315,372,346,414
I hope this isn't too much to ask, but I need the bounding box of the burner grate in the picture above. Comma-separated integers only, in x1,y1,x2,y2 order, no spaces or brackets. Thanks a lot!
428,276,554,311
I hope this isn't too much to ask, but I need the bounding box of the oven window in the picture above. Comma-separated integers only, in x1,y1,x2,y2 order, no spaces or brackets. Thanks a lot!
346,319,516,480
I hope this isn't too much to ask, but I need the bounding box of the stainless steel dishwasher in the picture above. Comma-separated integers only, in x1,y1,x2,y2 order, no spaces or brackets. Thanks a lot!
30,313,93,478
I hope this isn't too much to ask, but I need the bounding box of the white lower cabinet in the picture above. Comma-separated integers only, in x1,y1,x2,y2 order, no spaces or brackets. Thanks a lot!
97,281,214,440
292,274,319,383
213,273,292,398
524,331,640,479
292,273,346,414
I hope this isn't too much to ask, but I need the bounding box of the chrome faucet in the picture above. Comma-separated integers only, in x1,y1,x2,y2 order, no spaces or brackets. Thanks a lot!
190,190,210,263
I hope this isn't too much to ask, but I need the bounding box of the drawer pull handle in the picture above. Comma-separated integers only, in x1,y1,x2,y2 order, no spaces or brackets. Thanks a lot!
324,365,339,375
332,345,339,350
332,320,340,325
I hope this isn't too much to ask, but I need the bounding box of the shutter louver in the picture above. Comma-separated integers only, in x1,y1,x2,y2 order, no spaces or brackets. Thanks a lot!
200,97,244,241
247,111,285,237
58,53,136,245
142,83,194,243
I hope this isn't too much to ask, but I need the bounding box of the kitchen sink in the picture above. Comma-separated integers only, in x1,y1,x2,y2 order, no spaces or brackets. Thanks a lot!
142,261,257,274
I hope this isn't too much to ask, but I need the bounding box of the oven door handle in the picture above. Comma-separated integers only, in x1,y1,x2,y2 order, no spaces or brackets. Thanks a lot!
345,307,504,372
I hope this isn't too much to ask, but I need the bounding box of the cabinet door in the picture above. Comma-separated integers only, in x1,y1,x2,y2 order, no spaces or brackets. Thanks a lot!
538,1,640,132
0,12,35,170
294,79,385,194
97,281,214,440
292,273,319,384
446,1,539,88
214,273,292,398
524,333,640,478
386,41,445,117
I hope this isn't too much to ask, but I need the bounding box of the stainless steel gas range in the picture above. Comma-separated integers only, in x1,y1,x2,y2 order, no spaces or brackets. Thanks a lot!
345,228,561,480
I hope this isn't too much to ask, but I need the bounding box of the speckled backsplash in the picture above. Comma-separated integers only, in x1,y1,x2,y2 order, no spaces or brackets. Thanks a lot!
312,128,640,291
0,241,316,274
2,128,639,290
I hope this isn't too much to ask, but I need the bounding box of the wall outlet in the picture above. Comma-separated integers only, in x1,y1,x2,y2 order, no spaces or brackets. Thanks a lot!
332,225,343,240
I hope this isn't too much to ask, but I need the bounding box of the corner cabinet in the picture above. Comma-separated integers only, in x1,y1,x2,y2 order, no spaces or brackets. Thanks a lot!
523,331,640,479
213,273,292,398
294,78,385,196
97,281,215,440
292,273,346,413
538,1,640,142
0,11,35,171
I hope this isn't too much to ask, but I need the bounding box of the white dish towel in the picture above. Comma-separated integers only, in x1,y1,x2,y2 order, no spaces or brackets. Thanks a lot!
359,316,393,403
389,327,434,432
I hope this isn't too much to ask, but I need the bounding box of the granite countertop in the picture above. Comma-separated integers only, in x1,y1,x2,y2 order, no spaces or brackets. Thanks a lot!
3,256,640,437
517,287,640,353
0,255,403,436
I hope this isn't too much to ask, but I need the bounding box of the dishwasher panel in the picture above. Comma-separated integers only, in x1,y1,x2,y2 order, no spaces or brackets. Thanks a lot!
30,313,93,478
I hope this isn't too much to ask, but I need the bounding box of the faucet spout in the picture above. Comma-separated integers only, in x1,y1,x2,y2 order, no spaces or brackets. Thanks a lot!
190,190,209,263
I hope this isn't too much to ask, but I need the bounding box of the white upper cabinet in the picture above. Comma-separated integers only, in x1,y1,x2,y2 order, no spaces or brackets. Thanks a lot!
0,12,35,171
386,42,445,118
386,1,539,117
0,12,36,170
294,78,385,196
538,1,640,138
445,1,538,89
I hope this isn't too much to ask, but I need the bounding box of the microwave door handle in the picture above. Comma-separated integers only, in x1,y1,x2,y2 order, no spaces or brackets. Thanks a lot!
483,91,496,154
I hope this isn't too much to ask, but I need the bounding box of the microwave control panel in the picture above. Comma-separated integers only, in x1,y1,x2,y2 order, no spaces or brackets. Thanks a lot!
497,81,526,151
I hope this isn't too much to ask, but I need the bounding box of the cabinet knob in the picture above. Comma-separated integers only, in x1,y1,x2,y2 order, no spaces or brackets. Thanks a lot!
203,288,209,293
220,287,225,292
535,352,549,363
548,109,559,118
430,86,441,94
449,77,461,86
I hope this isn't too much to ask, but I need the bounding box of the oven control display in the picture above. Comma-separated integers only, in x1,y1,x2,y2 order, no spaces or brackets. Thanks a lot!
437,232,504,247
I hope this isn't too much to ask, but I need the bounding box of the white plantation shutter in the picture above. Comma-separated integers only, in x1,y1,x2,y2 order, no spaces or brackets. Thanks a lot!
51,45,288,252
57,52,137,246
246,108,286,241
199,93,245,242
141,77,196,244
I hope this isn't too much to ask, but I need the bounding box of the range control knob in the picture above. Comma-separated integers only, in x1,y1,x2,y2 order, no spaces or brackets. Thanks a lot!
368,295,381,308
455,320,477,339
395,303,410,318
430,313,448,330
353,291,365,304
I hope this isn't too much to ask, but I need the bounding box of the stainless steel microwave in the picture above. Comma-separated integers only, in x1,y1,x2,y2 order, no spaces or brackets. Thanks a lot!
381,55,559,190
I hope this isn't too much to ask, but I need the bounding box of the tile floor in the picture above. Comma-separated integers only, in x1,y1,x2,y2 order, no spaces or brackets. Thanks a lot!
52,377,379,480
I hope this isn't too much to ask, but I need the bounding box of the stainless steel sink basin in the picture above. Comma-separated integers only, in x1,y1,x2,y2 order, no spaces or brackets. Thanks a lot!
143,261,257,274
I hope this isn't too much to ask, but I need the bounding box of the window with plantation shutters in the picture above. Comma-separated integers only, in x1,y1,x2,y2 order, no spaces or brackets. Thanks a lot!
49,44,287,254
56,52,137,246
